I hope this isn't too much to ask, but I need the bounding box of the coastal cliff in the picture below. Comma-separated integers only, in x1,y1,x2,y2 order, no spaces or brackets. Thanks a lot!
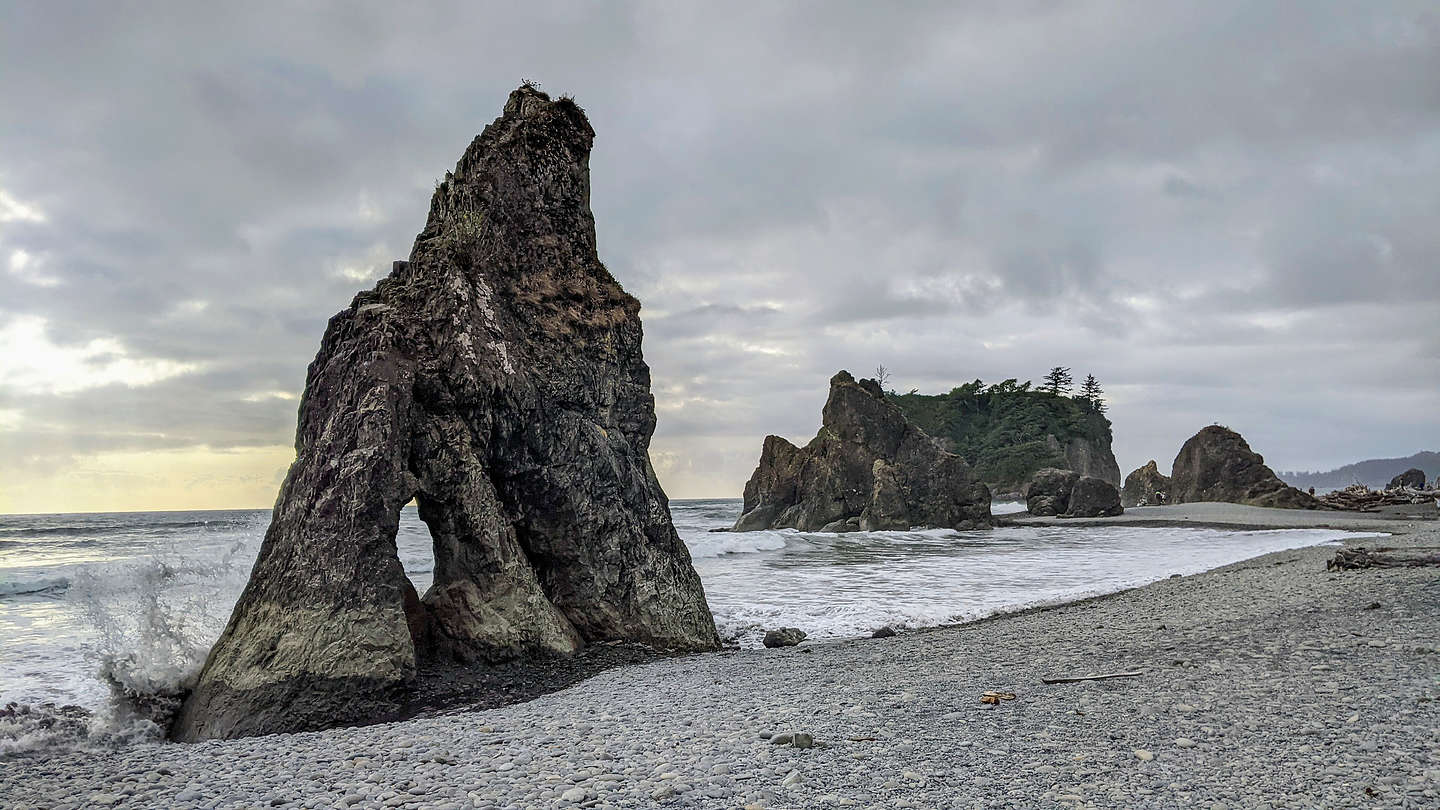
889,380,1119,494
733,371,991,532
172,86,717,741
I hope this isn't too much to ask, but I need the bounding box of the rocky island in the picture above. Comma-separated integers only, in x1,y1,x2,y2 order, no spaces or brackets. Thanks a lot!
889,379,1120,496
171,86,718,742
732,371,991,532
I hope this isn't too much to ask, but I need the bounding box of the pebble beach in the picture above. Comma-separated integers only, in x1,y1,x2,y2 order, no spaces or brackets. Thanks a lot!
4,506,1437,809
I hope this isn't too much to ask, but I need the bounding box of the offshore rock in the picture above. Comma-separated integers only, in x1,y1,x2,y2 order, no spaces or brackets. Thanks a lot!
1387,468,1427,490
1025,468,1080,516
172,86,717,742
1064,476,1124,518
1169,426,1321,509
733,371,991,532
1122,460,1173,507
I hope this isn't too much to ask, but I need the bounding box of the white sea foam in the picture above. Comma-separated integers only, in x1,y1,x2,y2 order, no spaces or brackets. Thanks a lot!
0,575,70,597
685,530,791,559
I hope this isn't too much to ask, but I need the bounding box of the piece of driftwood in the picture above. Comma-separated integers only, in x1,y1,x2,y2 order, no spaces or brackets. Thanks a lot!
1318,484,1439,512
1041,671,1143,685
1327,546,1440,570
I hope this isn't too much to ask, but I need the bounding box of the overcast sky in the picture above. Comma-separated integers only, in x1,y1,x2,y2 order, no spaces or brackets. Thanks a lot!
1,1,1437,513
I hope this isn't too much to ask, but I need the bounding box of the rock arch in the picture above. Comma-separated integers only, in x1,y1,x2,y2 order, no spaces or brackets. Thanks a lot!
171,86,718,741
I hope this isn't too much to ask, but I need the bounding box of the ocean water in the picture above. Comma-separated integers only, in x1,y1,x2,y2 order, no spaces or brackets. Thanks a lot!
1,499,1368,755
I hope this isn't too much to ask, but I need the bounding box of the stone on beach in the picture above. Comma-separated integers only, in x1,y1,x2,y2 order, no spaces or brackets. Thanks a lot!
171,85,718,742
732,371,992,532
763,628,808,648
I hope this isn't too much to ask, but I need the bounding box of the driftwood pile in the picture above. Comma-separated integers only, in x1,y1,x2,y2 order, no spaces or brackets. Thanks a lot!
1317,484,1438,512
1327,546,1440,570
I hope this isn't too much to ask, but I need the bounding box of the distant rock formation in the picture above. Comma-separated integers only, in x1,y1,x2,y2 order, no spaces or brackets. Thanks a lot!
1122,460,1172,507
1065,476,1125,517
172,86,718,742
733,371,992,532
1169,426,1321,509
1276,450,1439,492
1387,468,1427,490
1025,468,1123,517
1025,468,1079,516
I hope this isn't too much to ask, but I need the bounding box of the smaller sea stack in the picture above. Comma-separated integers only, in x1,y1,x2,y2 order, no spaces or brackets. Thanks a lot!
733,371,992,532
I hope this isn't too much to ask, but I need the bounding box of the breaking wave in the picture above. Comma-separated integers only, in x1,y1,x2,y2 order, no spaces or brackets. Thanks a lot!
0,575,71,598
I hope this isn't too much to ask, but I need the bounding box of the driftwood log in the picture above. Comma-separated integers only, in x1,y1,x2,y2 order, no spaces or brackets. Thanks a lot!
1327,546,1440,570
1040,671,1143,685
1318,484,1438,512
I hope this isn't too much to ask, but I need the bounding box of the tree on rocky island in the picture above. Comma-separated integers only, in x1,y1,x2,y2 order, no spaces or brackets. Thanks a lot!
1078,374,1106,413
1042,366,1073,396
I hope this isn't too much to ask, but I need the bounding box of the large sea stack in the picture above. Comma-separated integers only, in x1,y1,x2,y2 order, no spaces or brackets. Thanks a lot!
733,371,992,532
1169,426,1321,509
172,86,718,741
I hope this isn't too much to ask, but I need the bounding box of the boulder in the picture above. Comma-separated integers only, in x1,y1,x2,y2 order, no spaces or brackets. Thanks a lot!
733,371,992,532
1387,468,1427,490
763,628,808,648
1064,476,1124,517
1025,468,1080,516
1169,426,1321,509
1122,460,1172,507
171,86,718,742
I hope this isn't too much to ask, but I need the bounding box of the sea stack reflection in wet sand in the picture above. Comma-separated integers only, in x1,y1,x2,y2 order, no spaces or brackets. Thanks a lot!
171,86,718,742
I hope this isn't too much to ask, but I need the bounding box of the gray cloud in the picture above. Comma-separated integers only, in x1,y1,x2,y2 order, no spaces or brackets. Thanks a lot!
1,0,1438,505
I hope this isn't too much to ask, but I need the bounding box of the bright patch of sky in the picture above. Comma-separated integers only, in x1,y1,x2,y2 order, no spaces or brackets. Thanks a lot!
0,316,200,396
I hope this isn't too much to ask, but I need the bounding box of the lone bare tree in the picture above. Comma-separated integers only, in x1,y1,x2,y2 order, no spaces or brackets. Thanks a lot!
874,364,892,389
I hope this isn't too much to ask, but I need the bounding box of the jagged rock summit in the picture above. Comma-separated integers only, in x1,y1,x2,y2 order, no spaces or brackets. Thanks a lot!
733,371,992,532
1170,426,1321,510
172,86,718,741
1122,460,1172,507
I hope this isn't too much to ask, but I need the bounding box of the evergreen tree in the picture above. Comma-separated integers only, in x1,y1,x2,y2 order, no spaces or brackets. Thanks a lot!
1042,366,1073,396
1079,374,1105,413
